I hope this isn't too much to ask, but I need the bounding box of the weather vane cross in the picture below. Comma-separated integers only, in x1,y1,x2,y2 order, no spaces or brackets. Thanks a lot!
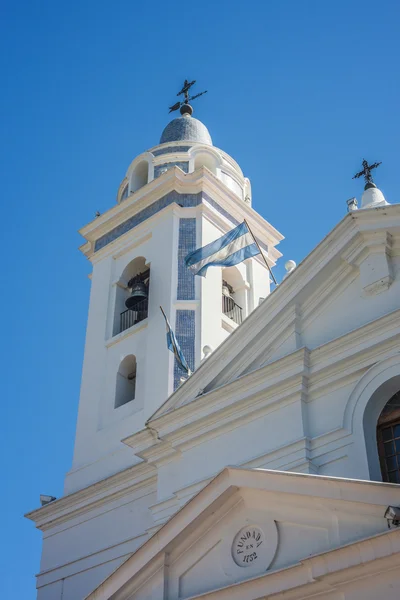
353,159,382,186
168,79,207,114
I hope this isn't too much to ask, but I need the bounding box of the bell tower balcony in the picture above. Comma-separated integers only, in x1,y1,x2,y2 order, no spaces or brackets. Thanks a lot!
119,299,149,334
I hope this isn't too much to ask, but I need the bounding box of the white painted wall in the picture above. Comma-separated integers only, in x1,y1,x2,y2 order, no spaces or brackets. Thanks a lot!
36,481,155,600
34,238,400,600
65,209,179,493
151,349,400,515
141,226,400,519
67,184,274,495
302,256,400,352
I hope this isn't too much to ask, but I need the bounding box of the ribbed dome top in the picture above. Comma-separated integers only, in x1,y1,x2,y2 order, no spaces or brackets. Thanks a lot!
160,114,212,145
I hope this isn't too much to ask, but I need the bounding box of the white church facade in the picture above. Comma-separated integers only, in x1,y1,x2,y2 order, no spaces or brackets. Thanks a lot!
26,93,400,600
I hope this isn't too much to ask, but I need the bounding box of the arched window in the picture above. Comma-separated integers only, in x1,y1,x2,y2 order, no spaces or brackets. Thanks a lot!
193,151,218,175
113,257,150,336
377,391,400,483
115,355,137,408
130,160,149,193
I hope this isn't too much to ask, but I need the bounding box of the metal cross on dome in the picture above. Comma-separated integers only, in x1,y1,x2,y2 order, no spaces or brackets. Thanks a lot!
353,159,382,185
168,79,208,113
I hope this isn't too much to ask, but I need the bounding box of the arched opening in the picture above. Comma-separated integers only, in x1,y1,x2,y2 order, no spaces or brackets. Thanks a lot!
130,160,149,193
120,184,129,201
115,355,137,408
194,152,218,176
117,178,130,204
377,390,400,483
221,266,247,325
113,256,150,336
360,371,400,481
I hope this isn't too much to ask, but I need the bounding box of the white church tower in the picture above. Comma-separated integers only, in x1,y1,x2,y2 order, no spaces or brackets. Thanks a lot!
26,88,400,600
66,88,283,494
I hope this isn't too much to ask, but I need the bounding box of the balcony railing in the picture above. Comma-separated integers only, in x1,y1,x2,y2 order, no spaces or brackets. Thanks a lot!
120,298,148,334
222,295,243,325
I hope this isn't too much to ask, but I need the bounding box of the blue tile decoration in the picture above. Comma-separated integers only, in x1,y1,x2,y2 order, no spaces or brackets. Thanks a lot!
202,192,268,252
152,146,191,156
94,191,268,254
94,192,201,252
160,116,212,145
203,192,240,227
174,310,195,390
154,162,189,179
177,219,196,300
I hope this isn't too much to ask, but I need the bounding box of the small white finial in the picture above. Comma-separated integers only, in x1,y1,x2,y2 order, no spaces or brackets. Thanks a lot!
346,197,358,212
202,345,213,360
283,260,296,279
352,159,388,209
360,185,389,209
285,260,296,272
179,376,187,385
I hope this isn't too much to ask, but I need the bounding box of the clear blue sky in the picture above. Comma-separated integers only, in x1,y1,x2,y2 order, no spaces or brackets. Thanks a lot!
1,0,399,596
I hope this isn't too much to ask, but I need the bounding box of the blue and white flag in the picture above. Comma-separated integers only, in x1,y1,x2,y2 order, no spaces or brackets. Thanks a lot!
185,222,260,277
160,307,191,376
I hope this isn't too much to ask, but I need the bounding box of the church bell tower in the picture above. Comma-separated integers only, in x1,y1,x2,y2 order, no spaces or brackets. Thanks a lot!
65,84,283,494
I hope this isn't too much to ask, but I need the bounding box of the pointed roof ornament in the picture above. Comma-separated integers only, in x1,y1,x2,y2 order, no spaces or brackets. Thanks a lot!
353,158,382,190
352,158,389,209
168,79,208,116
161,79,211,145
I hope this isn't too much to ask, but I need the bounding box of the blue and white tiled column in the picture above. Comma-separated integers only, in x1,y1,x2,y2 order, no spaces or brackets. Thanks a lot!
173,310,196,389
174,218,196,389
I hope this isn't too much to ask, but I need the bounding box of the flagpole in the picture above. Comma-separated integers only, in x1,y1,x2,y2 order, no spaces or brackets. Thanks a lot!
243,219,277,285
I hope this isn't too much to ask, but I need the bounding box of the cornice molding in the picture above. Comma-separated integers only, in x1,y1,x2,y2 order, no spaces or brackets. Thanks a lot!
342,229,394,296
310,307,400,373
301,261,356,329
119,310,400,463
342,230,393,266
122,348,310,454
25,462,156,531
79,168,283,261
216,301,304,384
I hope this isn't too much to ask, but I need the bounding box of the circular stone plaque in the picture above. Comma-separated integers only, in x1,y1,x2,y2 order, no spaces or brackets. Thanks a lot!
232,526,265,567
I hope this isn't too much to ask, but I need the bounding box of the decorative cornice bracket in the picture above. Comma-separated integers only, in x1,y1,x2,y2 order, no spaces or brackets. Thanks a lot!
342,231,393,296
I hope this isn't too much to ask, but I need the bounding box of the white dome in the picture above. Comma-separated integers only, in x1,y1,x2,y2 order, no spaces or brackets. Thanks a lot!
360,184,389,209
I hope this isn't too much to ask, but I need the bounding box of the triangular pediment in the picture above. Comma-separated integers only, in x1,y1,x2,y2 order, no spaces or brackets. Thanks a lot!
85,468,400,600
149,205,400,422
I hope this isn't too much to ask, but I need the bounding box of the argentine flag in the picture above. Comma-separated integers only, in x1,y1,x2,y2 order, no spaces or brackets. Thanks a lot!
160,307,191,376
185,222,260,277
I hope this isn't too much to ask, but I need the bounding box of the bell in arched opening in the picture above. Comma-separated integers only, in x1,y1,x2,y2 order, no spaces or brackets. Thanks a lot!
222,280,233,299
125,274,148,310
222,280,235,319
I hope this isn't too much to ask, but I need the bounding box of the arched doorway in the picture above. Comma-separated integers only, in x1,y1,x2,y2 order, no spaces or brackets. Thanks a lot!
377,390,400,483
